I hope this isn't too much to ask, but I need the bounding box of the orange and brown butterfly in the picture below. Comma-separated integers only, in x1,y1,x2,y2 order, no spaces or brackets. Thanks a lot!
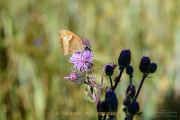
59,30,91,55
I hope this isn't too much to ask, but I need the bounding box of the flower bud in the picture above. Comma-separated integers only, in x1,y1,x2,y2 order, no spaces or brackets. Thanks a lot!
126,85,136,99
126,65,133,75
105,91,118,112
100,101,110,112
149,62,157,73
114,76,119,82
64,71,85,85
128,102,140,114
118,49,131,68
139,57,151,73
123,98,132,107
119,65,125,71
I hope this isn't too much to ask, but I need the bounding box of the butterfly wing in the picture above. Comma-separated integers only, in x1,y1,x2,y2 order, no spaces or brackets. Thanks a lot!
59,30,86,55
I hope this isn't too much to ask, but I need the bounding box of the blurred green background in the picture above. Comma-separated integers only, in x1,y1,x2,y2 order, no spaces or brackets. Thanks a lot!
0,0,180,120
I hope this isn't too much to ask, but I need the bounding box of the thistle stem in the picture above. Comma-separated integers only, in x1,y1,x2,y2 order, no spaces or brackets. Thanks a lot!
95,75,103,106
109,76,113,89
134,74,147,101
84,81,92,85
113,70,123,91
97,101,101,120
130,77,132,85
96,75,104,120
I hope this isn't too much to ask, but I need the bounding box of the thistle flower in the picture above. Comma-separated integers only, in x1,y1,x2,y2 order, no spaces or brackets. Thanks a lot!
64,71,85,85
70,50,94,73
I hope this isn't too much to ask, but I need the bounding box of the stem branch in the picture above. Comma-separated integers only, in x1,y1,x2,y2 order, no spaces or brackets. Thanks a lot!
130,77,132,85
109,76,113,89
103,113,107,120
134,74,147,101
113,70,123,91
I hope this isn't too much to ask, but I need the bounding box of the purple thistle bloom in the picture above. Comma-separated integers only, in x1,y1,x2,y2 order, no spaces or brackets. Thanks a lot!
70,50,94,73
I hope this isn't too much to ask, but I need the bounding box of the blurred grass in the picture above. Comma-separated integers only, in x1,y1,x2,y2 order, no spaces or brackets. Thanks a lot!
0,0,180,120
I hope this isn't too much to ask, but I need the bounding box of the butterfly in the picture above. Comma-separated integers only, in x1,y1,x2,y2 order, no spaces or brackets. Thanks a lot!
59,30,91,55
